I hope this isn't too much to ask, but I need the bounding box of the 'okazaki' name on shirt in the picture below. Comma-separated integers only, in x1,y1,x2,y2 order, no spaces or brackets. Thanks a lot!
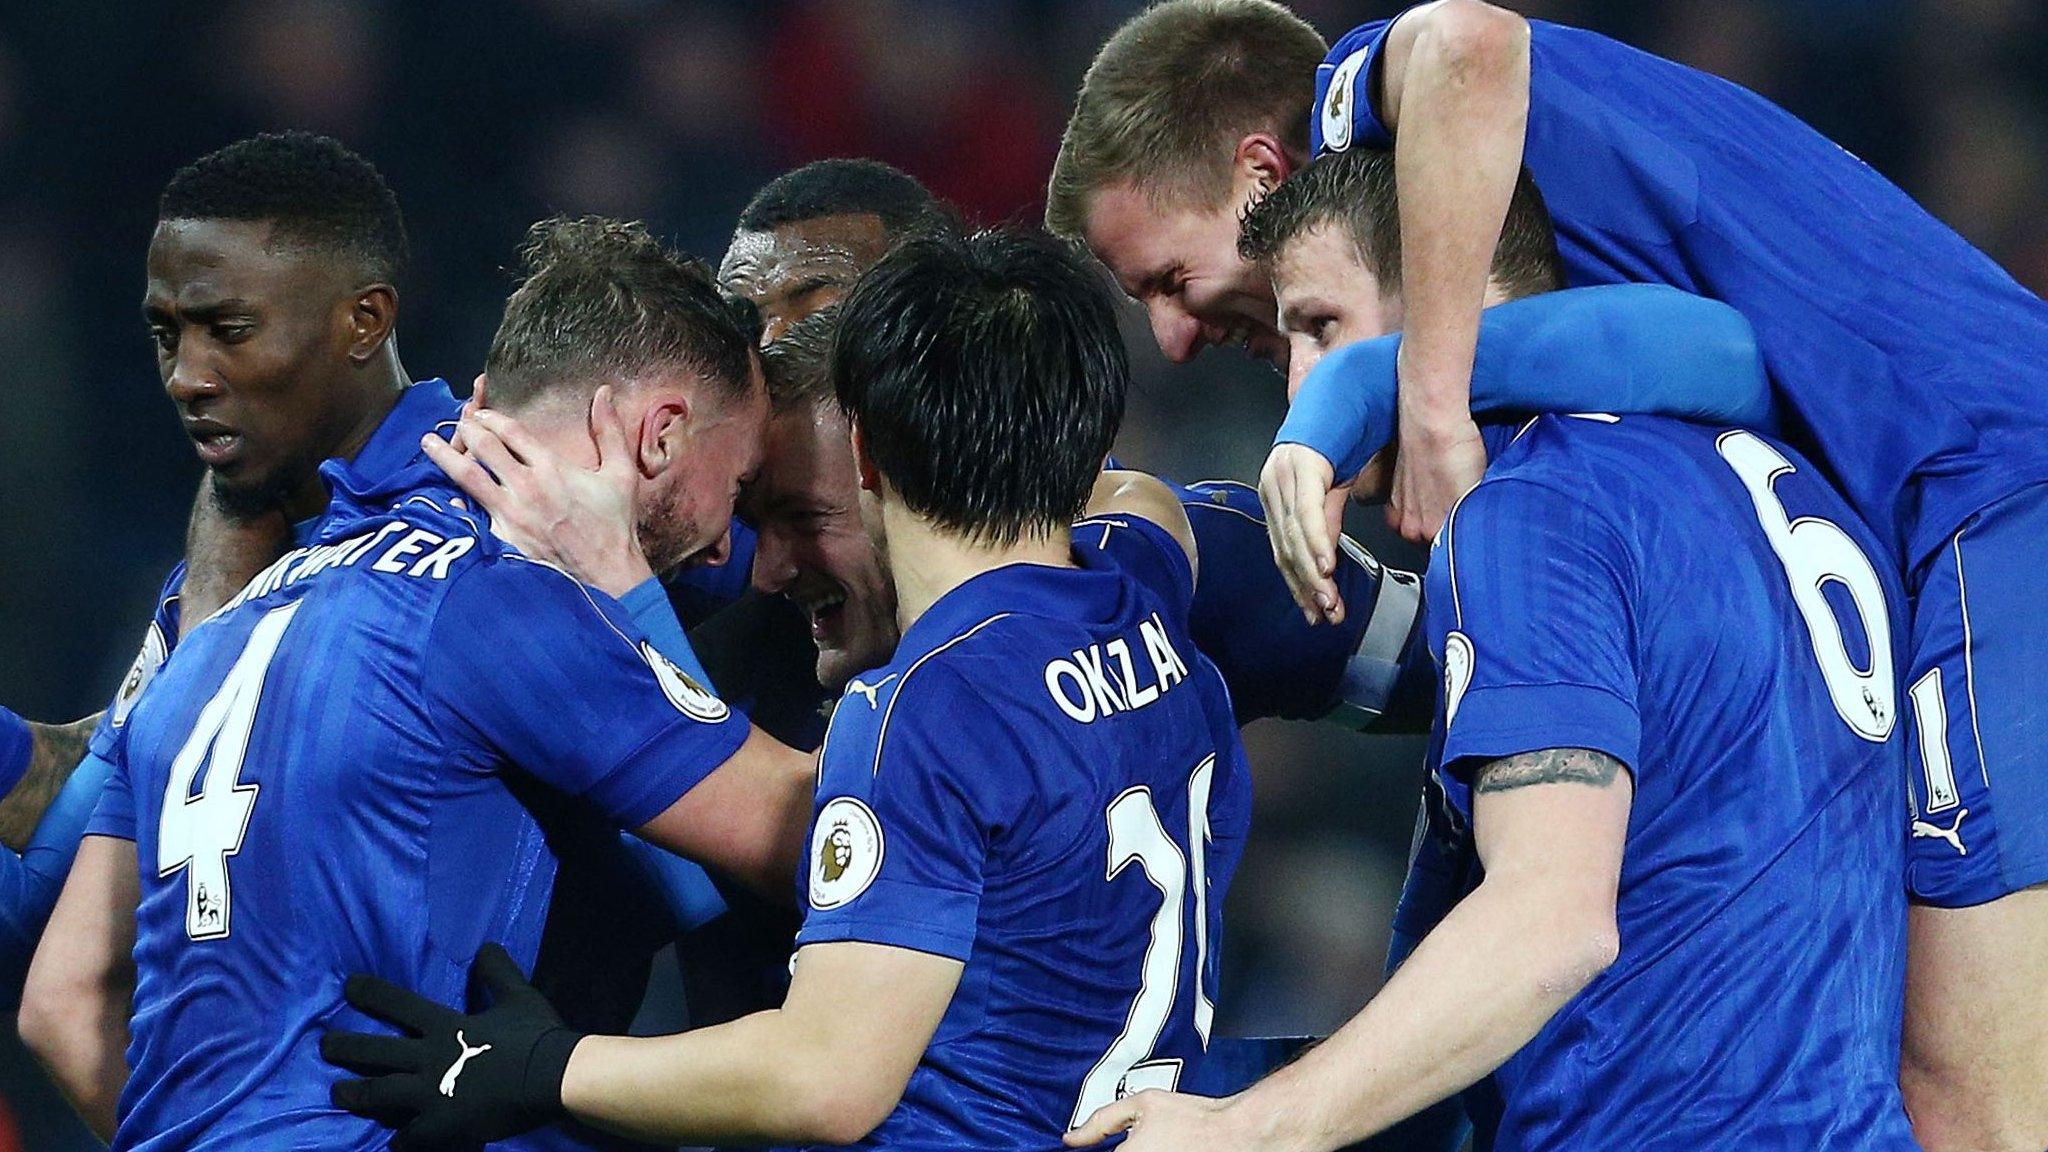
1043,612,1190,725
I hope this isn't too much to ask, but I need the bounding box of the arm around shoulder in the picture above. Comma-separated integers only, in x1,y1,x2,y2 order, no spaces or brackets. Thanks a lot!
1376,0,1532,134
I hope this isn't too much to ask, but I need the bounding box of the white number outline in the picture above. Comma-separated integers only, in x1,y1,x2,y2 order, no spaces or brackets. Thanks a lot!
157,600,301,940
1716,431,1895,742
1071,755,1219,1128
1908,669,1960,812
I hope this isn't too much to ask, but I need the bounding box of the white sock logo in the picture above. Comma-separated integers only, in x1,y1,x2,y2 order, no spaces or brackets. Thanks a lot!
439,1031,493,1098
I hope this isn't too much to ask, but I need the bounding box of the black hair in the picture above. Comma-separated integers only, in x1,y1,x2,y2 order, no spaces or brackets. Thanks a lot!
761,304,840,412
832,228,1127,547
158,130,409,282
1238,147,1563,301
486,216,759,410
736,158,945,236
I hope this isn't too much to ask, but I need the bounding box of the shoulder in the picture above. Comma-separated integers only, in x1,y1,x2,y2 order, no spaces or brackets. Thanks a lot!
1434,421,1645,578
820,613,1023,784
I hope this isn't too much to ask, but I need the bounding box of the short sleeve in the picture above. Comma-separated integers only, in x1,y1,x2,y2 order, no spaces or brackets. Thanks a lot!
424,557,750,829
1425,477,1642,819
85,749,137,841
795,667,1017,962
1075,512,1195,622
1312,19,1400,156
89,564,186,762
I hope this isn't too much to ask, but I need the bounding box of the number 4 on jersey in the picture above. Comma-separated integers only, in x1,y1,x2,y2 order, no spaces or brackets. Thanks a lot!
158,601,301,940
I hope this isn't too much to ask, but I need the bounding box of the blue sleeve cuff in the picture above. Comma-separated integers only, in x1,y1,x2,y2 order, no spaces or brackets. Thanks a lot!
0,708,30,799
582,710,750,830
620,577,716,691
1276,334,1399,482
1439,682,1641,820
797,893,980,963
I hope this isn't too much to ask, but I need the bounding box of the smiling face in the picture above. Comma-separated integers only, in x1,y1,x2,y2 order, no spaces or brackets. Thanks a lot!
741,397,898,691
1080,178,1289,369
1267,223,1405,398
143,218,385,519
719,213,897,346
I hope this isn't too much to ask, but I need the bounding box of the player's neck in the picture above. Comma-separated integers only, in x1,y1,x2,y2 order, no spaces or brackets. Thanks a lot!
278,354,413,521
883,503,1075,635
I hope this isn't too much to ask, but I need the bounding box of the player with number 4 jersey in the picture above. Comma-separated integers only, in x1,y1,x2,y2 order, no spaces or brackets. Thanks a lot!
40,218,810,1152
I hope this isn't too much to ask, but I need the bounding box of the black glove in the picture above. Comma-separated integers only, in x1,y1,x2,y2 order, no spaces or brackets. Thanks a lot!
323,943,585,1152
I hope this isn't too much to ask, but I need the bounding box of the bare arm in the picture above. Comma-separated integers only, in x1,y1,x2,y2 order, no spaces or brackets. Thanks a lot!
20,834,139,1141
1073,748,1629,1151
1085,470,1198,582
1378,0,1531,543
563,940,961,1145
636,726,814,901
0,715,99,850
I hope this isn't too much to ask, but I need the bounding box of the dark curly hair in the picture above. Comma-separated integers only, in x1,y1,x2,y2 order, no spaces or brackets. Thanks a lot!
158,131,409,282
736,158,948,237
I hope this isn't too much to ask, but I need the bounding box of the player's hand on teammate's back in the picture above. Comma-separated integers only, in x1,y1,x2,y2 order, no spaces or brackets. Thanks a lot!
420,385,656,597
324,943,584,1152
1258,442,1352,626
1065,1088,1248,1151
1389,414,1487,545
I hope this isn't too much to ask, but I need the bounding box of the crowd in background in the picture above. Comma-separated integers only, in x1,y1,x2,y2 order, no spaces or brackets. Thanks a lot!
0,1,2041,1145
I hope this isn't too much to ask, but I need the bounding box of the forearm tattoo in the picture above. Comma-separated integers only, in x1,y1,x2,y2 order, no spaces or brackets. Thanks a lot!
1473,747,1624,794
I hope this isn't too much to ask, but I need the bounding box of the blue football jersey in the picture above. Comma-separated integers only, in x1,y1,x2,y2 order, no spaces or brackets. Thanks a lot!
794,515,1253,1151
1172,479,1423,727
1419,415,1914,1150
1315,16,2048,570
86,379,464,766
86,450,750,1151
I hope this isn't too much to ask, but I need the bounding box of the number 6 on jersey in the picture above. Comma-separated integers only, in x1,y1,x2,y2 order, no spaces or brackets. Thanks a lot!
157,601,301,940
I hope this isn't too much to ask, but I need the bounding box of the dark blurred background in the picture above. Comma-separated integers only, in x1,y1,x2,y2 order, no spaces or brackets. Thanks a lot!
0,0,2041,1146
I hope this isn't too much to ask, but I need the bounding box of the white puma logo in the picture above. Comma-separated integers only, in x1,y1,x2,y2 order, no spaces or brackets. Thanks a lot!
1912,808,1969,857
439,1031,493,1097
847,674,898,709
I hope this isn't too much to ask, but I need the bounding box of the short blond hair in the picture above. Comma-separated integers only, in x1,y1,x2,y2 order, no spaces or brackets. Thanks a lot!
1046,0,1327,239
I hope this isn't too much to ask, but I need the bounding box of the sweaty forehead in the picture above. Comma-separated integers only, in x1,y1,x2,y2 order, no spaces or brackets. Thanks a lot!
720,213,894,295
1273,223,1371,303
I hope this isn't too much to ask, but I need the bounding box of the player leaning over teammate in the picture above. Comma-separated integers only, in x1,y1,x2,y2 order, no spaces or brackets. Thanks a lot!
320,228,1252,1152
1053,3,2048,1145
1247,5,2048,1146
24,215,817,1151
1074,135,1918,1152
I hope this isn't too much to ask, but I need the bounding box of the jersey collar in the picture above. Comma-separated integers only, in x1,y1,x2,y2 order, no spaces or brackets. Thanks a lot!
317,379,465,520
347,378,462,485
894,542,1129,664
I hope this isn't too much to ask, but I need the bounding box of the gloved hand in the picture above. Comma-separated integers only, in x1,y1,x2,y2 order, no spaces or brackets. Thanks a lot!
323,943,585,1152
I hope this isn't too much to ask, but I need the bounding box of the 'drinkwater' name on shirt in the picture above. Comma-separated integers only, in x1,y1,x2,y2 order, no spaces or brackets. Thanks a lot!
218,519,477,616
1043,612,1191,725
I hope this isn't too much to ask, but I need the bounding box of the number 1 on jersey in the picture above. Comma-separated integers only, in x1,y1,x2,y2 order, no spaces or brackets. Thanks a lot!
158,600,301,940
